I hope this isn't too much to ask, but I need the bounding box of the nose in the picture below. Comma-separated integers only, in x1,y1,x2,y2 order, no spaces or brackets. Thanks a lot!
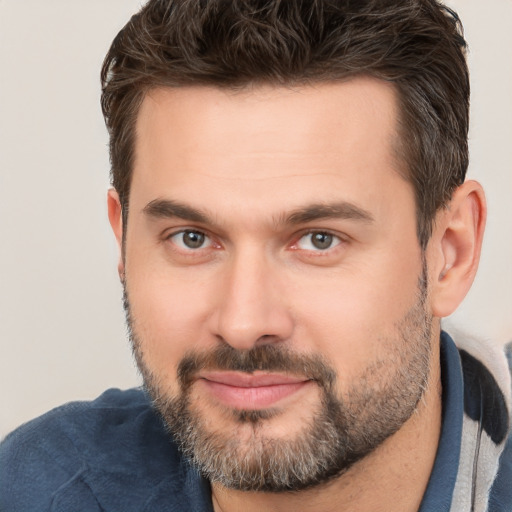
211,247,294,350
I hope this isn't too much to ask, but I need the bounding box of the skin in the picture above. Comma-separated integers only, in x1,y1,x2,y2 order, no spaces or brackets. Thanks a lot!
108,77,486,511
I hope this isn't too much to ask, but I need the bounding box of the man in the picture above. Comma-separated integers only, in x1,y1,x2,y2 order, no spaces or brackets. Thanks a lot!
1,0,511,510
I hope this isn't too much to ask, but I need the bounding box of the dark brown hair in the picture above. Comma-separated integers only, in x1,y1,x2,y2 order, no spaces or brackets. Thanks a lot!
101,0,469,248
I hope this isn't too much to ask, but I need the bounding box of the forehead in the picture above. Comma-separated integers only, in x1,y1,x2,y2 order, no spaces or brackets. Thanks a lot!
130,78,410,223
135,78,399,164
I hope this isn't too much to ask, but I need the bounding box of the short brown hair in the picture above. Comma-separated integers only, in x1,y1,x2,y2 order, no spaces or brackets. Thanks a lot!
101,0,469,248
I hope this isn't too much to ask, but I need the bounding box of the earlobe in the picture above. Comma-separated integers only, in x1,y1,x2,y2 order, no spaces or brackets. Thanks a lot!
107,188,125,279
430,180,486,318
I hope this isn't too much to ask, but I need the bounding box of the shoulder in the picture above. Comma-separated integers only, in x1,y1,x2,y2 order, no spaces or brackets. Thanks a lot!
488,431,512,511
488,342,512,511
0,388,195,512
0,388,158,465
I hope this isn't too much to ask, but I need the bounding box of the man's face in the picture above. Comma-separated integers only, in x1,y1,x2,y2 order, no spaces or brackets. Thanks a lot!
119,78,435,490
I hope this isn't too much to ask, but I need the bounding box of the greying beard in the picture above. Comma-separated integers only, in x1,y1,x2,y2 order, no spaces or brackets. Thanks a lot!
123,267,432,492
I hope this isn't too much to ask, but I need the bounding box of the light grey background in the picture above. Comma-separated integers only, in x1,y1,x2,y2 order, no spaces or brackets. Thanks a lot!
1,0,511,439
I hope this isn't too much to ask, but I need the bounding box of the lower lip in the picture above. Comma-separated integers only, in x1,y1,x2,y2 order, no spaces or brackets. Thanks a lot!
200,379,311,409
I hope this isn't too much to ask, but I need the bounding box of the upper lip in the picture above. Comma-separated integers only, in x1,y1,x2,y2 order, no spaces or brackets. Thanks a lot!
199,371,309,388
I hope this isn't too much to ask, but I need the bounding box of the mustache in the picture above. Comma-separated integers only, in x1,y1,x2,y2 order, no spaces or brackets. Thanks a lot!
177,343,336,391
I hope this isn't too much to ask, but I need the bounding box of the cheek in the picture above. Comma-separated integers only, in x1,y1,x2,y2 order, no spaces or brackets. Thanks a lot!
294,252,423,381
125,261,217,382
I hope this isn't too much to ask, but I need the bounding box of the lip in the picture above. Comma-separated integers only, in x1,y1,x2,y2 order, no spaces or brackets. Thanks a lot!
198,371,312,410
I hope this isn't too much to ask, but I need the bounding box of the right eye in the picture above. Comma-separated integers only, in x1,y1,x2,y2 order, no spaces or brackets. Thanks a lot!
167,230,213,250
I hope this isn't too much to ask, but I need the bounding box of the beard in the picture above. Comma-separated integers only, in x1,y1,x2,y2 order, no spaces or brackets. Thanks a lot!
124,267,432,492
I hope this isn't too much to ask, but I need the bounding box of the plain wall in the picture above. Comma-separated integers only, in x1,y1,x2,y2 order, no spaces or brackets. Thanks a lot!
1,0,511,439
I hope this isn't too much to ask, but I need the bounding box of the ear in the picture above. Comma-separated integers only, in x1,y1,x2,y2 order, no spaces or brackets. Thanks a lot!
107,188,125,280
429,180,486,318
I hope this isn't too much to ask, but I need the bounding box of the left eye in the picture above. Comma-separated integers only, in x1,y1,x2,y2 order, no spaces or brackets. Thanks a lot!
169,230,212,250
296,232,341,251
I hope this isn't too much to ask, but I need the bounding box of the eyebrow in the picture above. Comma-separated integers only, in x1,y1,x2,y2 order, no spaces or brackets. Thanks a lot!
143,198,374,227
143,199,210,224
284,202,374,225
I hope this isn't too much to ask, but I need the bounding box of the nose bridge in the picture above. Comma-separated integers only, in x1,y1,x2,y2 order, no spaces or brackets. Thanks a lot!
214,243,293,349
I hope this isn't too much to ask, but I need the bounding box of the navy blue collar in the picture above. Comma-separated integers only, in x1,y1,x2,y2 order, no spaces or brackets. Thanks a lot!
419,331,464,511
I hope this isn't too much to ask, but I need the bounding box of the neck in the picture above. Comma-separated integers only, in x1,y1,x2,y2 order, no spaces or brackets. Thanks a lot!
212,341,442,512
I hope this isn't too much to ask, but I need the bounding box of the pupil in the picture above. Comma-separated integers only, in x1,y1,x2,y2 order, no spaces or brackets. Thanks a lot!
184,231,204,249
312,233,332,249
